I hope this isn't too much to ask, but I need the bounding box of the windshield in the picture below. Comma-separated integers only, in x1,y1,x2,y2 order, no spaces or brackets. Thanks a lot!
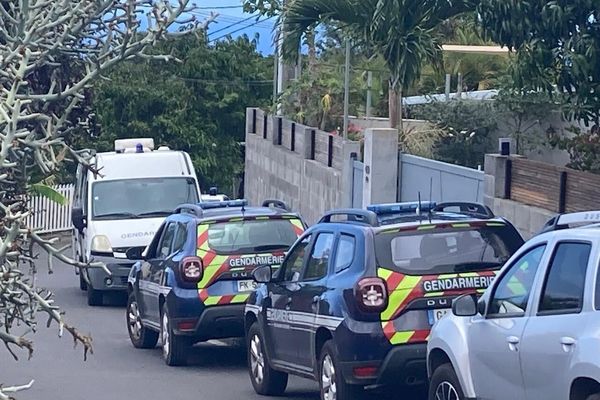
92,177,198,220
375,224,523,275
204,219,301,255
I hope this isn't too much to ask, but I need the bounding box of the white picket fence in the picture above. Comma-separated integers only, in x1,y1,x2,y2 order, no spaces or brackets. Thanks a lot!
26,184,75,234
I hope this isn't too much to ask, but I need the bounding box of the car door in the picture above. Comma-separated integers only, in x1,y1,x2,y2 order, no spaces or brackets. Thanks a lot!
468,244,548,400
265,234,312,366
141,222,177,324
148,222,188,316
291,232,335,369
520,241,592,400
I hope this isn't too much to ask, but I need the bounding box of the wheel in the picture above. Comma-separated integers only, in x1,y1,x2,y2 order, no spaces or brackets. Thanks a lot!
126,293,159,349
319,340,363,400
428,363,465,400
161,304,191,366
247,322,288,396
87,285,103,306
79,271,88,291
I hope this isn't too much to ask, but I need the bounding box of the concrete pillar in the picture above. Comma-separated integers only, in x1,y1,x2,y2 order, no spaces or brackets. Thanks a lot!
341,141,362,208
303,128,316,160
363,128,399,207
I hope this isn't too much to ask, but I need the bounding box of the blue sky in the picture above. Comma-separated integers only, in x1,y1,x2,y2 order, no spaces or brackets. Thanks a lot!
198,1,276,54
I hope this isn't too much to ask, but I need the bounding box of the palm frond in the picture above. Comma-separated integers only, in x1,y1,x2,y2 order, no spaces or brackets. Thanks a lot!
29,184,67,206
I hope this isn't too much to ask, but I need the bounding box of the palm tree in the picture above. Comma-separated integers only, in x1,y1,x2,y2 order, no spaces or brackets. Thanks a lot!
281,0,476,131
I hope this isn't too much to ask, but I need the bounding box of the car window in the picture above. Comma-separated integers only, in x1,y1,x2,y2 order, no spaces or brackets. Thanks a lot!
206,218,302,255
172,223,188,254
539,242,591,314
280,235,311,282
488,245,546,317
374,224,523,275
304,233,334,280
158,223,177,259
334,234,356,273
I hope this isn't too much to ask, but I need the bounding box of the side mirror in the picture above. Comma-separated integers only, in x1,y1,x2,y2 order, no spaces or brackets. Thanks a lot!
477,298,487,315
209,186,218,196
126,247,145,261
252,265,272,284
452,294,478,317
71,207,86,232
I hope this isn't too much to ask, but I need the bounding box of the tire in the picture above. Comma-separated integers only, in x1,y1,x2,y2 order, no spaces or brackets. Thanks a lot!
79,272,88,291
247,322,288,396
428,363,465,400
87,285,103,306
161,304,191,366
126,293,159,349
319,340,363,400
586,394,600,400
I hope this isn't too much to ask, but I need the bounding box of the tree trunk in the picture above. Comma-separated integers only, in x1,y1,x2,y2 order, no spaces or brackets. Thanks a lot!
389,83,404,132
389,83,398,129
307,28,317,78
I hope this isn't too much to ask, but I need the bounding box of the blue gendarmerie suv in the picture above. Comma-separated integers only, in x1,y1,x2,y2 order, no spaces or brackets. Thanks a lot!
244,202,523,400
125,199,305,366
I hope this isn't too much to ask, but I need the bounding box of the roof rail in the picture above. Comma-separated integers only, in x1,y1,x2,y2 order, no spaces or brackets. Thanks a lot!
262,199,290,211
539,211,600,233
432,202,495,219
175,203,204,217
318,209,379,227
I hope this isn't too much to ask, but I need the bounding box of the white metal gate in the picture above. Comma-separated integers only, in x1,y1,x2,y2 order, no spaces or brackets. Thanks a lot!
352,160,364,208
26,184,74,234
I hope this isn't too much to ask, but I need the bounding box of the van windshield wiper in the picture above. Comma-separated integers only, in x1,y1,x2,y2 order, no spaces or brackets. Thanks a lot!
94,212,140,220
452,262,502,273
137,210,173,218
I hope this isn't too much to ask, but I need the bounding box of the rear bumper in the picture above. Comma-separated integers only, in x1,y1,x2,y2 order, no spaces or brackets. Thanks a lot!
87,255,133,291
339,343,427,387
167,287,245,341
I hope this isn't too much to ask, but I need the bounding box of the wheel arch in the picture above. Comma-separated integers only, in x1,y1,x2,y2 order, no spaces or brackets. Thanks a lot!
314,327,333,366
570,377,600,400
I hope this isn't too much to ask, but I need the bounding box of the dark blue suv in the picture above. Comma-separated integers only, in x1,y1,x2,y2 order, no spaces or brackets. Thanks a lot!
125,200,305,366
245,202,523,400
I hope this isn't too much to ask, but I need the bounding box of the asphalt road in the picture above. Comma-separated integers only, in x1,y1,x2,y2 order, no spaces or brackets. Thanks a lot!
1,242,425,400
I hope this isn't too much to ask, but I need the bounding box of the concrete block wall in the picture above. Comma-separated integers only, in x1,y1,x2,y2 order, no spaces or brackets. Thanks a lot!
244,108,361,225
484,154,555,239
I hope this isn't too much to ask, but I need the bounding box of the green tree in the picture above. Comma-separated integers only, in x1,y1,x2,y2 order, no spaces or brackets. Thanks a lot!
280,0,476,131
411,100,498,168
478,0,600,125
74,34,273,194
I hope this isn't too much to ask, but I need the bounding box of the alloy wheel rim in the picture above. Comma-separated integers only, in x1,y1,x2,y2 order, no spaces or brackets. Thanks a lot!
321,354,337,400
250,334,265,385
435,381,460,400
127,300,142,340
162,312,170,359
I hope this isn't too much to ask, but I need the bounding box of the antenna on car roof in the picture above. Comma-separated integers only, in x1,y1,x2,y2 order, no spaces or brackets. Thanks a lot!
428,177,433,224
417,191,422,224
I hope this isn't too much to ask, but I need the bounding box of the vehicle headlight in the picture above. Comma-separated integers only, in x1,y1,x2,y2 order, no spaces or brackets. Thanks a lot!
91,235,113,254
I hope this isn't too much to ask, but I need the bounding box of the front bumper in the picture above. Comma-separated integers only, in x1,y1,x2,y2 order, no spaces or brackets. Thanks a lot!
339,344,427,387
86,255,134,291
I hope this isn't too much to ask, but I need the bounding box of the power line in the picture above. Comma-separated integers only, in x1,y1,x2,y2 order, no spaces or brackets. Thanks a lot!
196,5,243,10
193,12,273,29
208,16,275,43
205,14,258,37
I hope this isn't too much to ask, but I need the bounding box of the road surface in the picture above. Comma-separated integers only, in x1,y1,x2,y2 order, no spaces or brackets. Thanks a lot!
1,242,425,400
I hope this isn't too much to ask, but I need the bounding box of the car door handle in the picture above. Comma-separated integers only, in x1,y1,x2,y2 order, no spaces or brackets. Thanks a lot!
560,336,576,352
507,336,520,351
285,297,292,310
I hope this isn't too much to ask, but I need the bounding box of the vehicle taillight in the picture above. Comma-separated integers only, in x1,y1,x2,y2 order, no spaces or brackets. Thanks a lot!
181,257,203,282
356,277,388,312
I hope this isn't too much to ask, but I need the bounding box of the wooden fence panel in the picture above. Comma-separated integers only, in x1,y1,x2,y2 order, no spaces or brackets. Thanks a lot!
510,158,560,212
26,184,74,234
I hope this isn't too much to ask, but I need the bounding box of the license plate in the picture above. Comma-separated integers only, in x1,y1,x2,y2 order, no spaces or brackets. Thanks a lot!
428,308,451,325
237,280,259,292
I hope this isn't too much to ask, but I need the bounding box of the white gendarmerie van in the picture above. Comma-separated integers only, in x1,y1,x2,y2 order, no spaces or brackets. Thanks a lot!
71,138,201,306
